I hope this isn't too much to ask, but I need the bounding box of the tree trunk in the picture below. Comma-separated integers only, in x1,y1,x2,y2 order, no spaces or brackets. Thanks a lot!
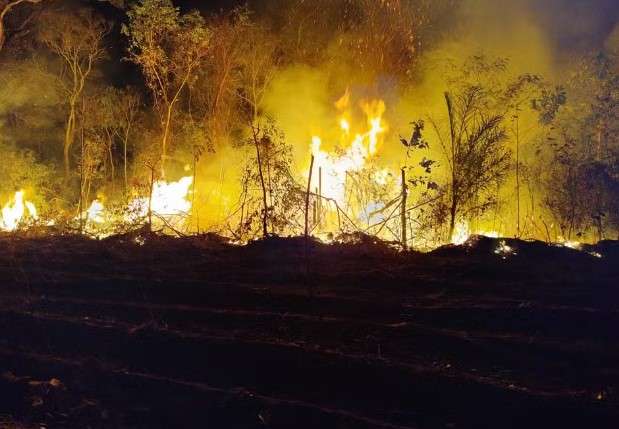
252,125,268,238
317,167,322,227
448,198,457,243
161,103,173,177
147,164,155,232
515,116,521,238
78,117,85,234
123,126,130,192
444,92,458,242
0,20,5,52
400,168,407,249
108,140,115,184
64,102,76,178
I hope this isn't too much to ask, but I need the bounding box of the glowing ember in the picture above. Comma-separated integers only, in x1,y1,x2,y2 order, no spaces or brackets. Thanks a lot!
1,191,38,231
494,240,517,258
562,241,582,250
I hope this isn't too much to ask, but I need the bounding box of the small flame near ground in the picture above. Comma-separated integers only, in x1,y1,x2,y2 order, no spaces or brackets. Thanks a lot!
0,191,38,232
80,176,194,234
451,221,499,245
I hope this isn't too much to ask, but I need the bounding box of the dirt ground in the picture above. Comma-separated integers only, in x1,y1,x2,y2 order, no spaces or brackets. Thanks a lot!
0,232,617,428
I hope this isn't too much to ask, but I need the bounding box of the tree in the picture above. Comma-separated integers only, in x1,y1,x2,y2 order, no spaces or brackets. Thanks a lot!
110,87,141,192
232,21,284,238
38,7,109,177
0,0,44,53
123,0,211,175
431,84,511,242
399,120,438,246
237,22,281,123
238,120,301,239
540,52,619,240
192,7,252,150
274,0,427,80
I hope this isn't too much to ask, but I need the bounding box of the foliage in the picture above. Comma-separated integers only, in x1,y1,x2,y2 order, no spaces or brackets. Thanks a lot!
540,52,619,240
192,7,253,149
37,6,109,176
431,75,512,240
0,142,56,212
0,1,617,244
237,120,302,239
122,0,211,169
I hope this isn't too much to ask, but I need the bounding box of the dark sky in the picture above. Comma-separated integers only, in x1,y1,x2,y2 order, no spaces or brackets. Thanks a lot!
177,0,619,52
530,0,619,51
96,0,619,54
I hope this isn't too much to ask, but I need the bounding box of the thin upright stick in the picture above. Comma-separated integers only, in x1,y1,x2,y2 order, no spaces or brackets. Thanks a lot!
305,155,315,238
305,155,315,298
401,168,407,249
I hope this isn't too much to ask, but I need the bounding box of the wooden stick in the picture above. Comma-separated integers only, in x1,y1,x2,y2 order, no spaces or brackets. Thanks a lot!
305,155,315,238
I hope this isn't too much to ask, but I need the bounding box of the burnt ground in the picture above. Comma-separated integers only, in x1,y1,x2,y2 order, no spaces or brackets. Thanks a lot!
0,233,617,429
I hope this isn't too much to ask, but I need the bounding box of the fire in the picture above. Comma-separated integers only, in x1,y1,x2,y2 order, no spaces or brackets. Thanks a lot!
0,191,38,231
494,240,517,258
451,221,471,245
309,99,388,206
340,118,350,134
562,240,582,250
451,221,500,245
128,176,193,220
84,200,105,224
79,176,194,234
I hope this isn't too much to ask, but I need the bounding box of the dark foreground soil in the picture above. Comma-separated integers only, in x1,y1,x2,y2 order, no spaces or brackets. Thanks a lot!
0,232,617,429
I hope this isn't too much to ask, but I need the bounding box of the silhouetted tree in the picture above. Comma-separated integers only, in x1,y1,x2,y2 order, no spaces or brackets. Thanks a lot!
123,0,211,174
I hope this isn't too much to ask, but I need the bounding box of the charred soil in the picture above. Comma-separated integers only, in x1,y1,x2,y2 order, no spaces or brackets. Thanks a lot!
0,233,617,428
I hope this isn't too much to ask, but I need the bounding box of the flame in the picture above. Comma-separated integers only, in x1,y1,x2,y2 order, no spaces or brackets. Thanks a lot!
451,221,500,245
128,176,193,220
78,176,194,234
562,240,582,250
310,99,388,206
0,191,38,231
340,118,350,134
494,240,517,258
85,200,105,224
451,221,470,245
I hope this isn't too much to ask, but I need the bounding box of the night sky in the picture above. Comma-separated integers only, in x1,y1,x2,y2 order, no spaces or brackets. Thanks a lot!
165,0,619,53
90,0,619,51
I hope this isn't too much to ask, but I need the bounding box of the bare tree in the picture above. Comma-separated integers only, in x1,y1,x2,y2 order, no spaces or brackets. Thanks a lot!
38,8,109,177
193,7,251,149
237,23,281,123
233,22,283,238
123,0,211,175
114,87,141,192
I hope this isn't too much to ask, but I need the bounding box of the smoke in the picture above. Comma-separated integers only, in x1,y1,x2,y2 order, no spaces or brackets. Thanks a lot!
260,0,559,168
249,0,618,238
2,0,617,237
